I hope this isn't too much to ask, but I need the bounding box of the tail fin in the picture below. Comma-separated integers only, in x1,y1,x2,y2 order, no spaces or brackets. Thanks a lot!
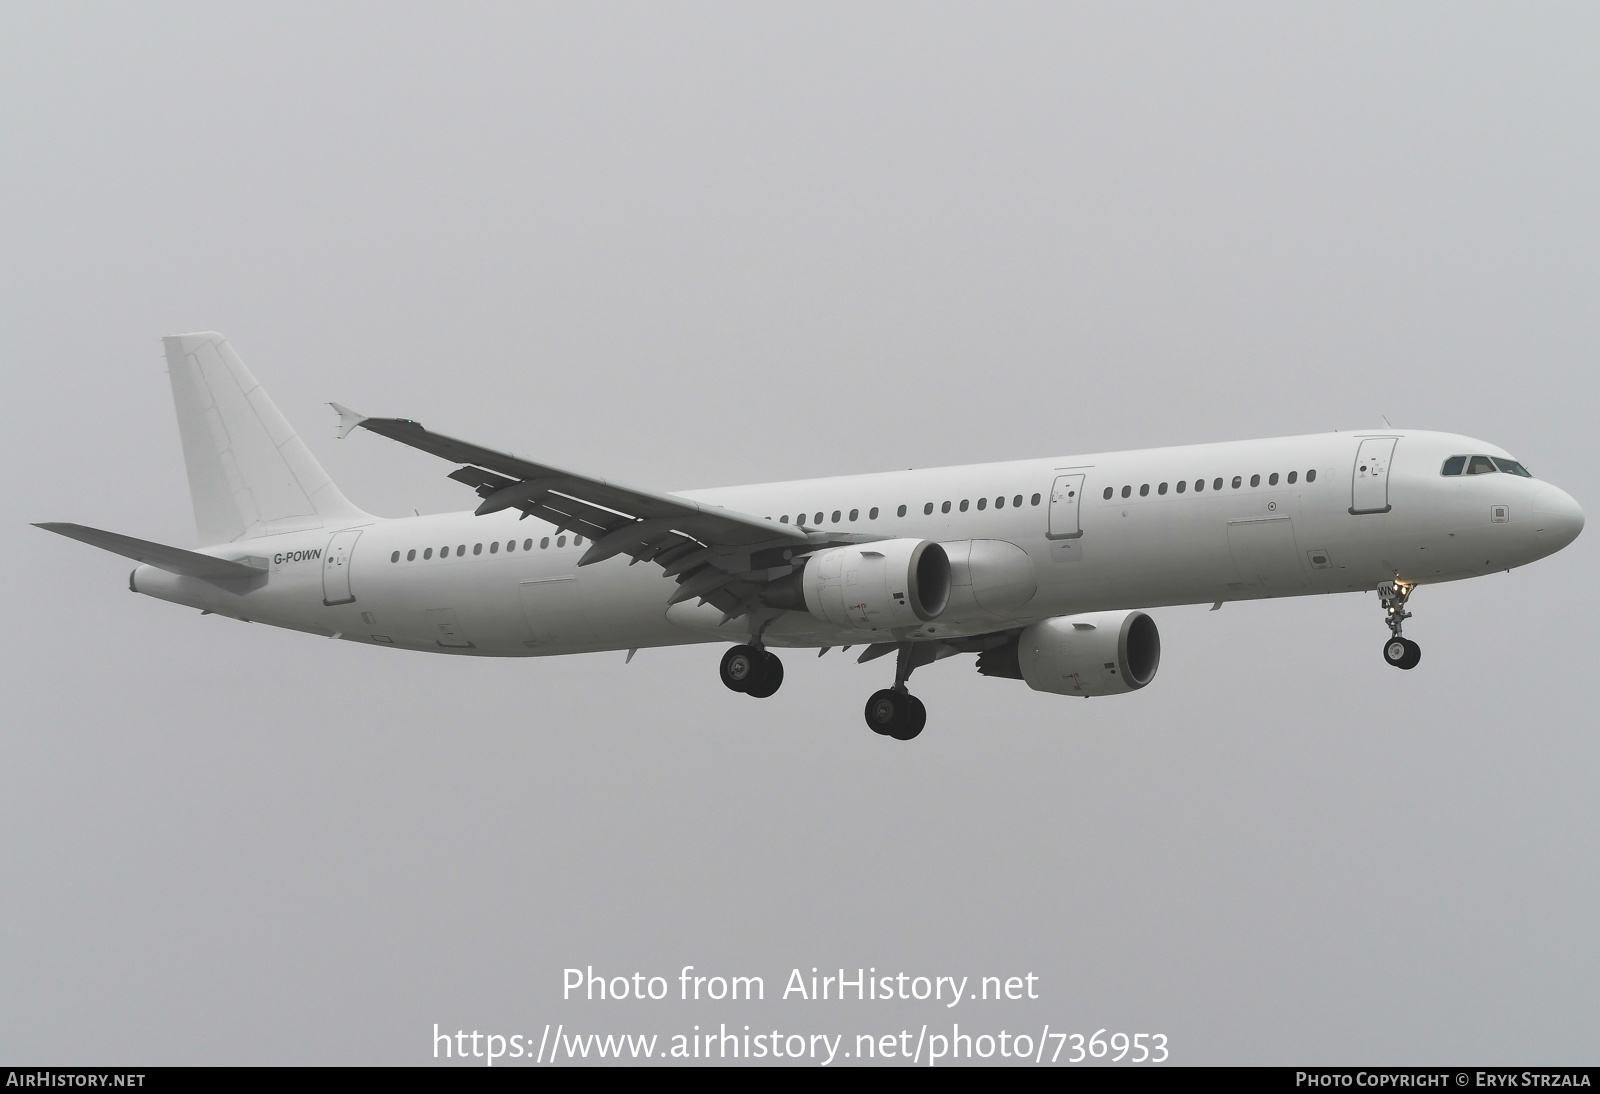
163,332,370,545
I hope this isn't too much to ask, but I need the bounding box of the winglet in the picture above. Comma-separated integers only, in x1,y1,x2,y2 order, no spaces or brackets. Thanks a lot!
330,403,368,440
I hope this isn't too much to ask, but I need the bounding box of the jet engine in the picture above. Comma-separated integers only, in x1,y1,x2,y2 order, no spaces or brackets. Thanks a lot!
759,539,950,631
978,611,1160,696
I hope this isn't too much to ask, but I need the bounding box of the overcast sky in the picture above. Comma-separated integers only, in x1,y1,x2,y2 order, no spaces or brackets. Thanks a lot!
2,2,1595,1065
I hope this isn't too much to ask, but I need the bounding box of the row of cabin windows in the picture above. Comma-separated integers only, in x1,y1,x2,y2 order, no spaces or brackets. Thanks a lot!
1103,469,1317,501
1441,455,1531,478
776,494,1043,525
390,534,584,563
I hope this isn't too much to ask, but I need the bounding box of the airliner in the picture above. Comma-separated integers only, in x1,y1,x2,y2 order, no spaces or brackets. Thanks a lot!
38,333,1584,740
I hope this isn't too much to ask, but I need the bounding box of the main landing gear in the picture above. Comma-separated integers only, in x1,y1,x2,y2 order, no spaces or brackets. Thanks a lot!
1377,579,1422,670
864,689,926,741
720,644,784,698
864,643,934,741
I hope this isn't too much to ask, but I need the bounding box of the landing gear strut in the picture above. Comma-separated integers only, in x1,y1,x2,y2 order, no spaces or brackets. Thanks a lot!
1377,580,1421,670
720,644,784,697
863,643,931,740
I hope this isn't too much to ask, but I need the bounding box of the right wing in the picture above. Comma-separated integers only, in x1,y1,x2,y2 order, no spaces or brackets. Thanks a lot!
336,407,884,620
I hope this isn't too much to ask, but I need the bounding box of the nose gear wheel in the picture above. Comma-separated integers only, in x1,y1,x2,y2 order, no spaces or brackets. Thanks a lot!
1377,580,1421,670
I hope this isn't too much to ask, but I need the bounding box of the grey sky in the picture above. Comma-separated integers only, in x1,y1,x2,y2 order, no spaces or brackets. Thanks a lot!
2,2,1595,1064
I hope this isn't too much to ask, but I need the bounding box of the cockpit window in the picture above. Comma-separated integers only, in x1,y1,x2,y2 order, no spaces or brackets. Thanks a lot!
1492,457,1532,478
1466,455,1497,475
1441,456,1466,476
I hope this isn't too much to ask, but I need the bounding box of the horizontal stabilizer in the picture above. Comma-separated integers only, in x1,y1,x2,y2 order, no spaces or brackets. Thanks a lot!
34,523,268,580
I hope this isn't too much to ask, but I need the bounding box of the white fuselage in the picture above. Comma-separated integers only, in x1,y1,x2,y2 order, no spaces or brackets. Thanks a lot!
130,430,1583,656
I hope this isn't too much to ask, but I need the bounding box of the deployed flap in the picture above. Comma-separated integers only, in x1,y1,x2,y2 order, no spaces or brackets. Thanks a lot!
34,523,267,579
164,333,369,544
344,413,807,550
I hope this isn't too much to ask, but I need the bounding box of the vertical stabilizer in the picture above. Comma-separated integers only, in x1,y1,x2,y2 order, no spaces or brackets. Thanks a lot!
163,332,370,545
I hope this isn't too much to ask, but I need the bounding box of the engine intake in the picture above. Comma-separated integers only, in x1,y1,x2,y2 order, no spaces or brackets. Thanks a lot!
760,539,950,631
981,611,1160,696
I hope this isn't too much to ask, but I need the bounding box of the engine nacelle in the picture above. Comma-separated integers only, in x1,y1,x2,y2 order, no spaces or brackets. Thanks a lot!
982,611,1160,696
760,539,950,631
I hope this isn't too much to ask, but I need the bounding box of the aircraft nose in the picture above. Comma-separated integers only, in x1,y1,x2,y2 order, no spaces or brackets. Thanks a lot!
1533,485,1584,552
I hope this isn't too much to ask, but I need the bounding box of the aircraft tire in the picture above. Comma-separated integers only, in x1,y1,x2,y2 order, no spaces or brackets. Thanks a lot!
890,695,927,741
1383,637,1422,670
744,652,784,698
864,689,903,735
865,689,924,739
720,644,761,692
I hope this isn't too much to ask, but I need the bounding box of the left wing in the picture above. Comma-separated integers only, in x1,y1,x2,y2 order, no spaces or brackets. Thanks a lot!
334,405,880,620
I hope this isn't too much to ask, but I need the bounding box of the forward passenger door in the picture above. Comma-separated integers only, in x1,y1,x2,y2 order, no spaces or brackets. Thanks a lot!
1350,437,1397,515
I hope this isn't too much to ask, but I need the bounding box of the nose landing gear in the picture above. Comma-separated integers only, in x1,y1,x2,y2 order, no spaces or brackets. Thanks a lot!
720,643,784,697
1377,580,1421,670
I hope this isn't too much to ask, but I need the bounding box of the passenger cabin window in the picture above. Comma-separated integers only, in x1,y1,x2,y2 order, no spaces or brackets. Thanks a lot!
1306,469,1317,482
1029,494,1039,506
523,539,532,551
897,505,907,517
977,497,988,510
924,503,934,515
540,537,550,549
1493,457,1532,477
1287,471,1298,484
1231,476,1242,489
832,510,841,523
423,548,433,559
1195,479,1205,492
1139,484,1149,497
814,512,823,524
959,499,969,512
1103,487,1113,500
1213,478,1223,491
870,507,879,519
1269,473,1279,485
390,551,399,562
849,509,859,521
406,549,416,561
1176,480,1186,493
941,501,951,513
1250,474,1260,487
1158,482,1167,495
490,541,499,553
